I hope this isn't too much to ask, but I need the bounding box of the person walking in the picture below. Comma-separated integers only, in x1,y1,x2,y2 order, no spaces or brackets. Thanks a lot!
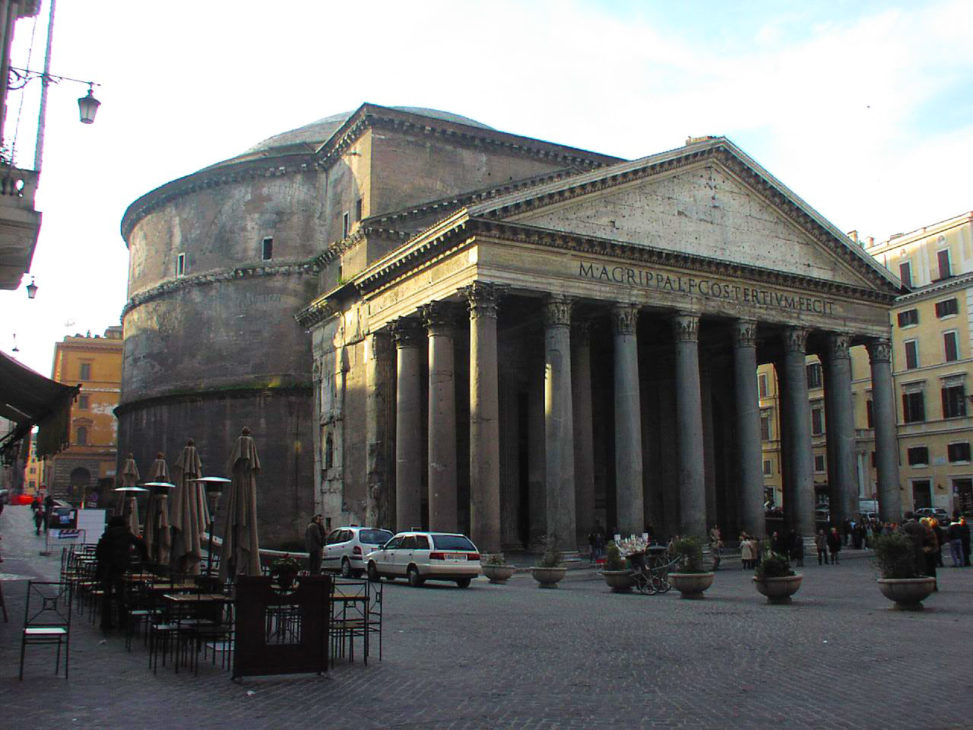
921,517,939,590
95,516,148,630
739,532,753,569
305,513,325,575
947,518,964,567
827,526,842,565
32,500,45,535
709,525,723,570
815,529,828,566
960,517,971,567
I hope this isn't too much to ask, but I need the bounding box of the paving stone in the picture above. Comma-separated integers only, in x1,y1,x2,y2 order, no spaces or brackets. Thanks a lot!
1,504,972,728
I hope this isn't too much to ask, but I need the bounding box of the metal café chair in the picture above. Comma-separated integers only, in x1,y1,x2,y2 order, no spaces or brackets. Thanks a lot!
20,581,72,680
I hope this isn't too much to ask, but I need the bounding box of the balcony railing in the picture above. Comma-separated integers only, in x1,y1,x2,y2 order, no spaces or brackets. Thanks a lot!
0,166,39,208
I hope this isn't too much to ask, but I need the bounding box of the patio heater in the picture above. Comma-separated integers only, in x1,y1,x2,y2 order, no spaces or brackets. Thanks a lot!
192,477,231,576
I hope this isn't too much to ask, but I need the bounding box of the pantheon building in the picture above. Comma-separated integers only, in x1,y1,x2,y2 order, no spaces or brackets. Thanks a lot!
121,104,901,550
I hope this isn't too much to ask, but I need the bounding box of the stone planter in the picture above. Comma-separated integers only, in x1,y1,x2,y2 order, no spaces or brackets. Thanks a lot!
668,571,715,599
482,564,516,584
877,577,937,611
753,574,803,604
601,570,635,593
530,566,567,588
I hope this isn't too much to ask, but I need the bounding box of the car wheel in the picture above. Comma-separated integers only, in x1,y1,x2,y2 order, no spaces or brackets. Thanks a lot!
340,557,352,578
455,577,471,588
367,562,380,582
407,565,425,587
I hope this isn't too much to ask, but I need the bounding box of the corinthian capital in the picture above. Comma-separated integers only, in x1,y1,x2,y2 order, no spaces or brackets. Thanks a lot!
866,338,891,364
462,282,502,320
544,294,572,328
420,301,456,334
783,327,808,354
734,319,757,349
391,318,423,348
673,313,699,343
828,333,851,361
611,304,638,336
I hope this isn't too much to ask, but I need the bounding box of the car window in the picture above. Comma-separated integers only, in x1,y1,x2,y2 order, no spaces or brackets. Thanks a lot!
359,529,393,545
414,535,430,550
401,536,418,550
325,530,343,545
431,534,476,551
384,536,403,550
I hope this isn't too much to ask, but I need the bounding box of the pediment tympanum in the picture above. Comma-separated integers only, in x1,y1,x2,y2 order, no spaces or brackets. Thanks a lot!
496,159,882,292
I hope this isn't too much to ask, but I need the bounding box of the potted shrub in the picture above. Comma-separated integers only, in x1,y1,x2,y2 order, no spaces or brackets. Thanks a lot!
530,544,566,588
481,554,516,584
270,554,301,590
600,542,634,592
753,551,802,604
873,532,936,610
667,536,715,599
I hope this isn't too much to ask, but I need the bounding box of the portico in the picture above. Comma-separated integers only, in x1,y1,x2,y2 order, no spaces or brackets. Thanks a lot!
301,136,901,554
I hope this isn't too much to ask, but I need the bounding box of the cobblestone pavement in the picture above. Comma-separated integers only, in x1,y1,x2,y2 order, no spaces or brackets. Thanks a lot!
1,503,972,729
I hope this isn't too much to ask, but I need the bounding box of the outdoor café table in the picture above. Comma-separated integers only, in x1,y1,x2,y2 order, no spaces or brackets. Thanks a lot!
161,593,233,671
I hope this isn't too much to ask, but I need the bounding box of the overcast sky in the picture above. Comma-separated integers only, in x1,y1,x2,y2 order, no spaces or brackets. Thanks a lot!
2,0,971,376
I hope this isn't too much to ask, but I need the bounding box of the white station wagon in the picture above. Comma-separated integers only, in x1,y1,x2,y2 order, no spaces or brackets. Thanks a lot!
365,531,481,588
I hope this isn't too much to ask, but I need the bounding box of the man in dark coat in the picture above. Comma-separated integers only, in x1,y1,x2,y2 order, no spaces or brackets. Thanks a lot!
305,514,325,574
95,516,148,629
899,511,926,576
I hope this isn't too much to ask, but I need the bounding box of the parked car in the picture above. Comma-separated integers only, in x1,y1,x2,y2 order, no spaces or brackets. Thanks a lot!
0,488,8,504
365,531,481,588
915,507,950,524
322,526,394,577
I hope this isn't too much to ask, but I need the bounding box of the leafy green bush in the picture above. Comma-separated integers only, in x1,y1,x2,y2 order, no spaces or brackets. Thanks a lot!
872,532,919,579
484,553,508,567
603,542,626,571
537,544,563,568
754,551,794,579
672,536,706,573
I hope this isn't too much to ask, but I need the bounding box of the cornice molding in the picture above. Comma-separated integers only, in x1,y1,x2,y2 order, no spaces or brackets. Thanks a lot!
122,261,316,317
896,271,973,303
351,216,896,306
121,154,315,241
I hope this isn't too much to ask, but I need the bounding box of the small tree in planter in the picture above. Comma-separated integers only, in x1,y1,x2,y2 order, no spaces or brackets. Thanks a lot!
873,532,936,610
531,542,566,588
600,542,634,592
753,551,802,604
481,554,516,584
668,536,715,599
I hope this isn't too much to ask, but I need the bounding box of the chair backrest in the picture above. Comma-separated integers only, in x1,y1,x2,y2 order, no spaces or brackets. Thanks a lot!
24,581,72,629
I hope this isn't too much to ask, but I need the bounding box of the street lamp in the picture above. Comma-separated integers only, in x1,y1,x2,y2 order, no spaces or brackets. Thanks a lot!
192,476,231,576
26,277,37,299
77,83,100,124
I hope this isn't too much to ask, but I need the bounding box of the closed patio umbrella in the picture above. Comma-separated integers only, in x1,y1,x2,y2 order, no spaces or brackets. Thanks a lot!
143,452,173,566
119,454,141,535
219,427,261,582
171,439,209,575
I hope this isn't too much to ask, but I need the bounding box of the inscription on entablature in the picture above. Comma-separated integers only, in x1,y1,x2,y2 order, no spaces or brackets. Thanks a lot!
577,260,836,316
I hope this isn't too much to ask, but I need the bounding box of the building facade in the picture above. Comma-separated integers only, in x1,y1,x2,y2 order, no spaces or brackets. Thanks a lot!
44,326,122,501
123,105,903,551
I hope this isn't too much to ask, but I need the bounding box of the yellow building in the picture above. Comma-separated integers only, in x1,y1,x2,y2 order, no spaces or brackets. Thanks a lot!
858,212,973,516
760,211,973,519
44,326,123,503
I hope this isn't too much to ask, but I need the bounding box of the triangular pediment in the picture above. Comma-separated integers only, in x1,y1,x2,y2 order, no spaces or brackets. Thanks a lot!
468,140,899,294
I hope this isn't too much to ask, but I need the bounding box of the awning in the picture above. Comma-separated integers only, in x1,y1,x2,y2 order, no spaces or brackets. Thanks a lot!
0,350,79,462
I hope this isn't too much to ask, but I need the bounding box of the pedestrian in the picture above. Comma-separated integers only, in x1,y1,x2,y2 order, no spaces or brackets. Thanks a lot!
899,511,925,576
305,513,325,574
32,501,45,535
95,515,148,630
921,517,939,590
947,518,964,567
827,526,842,565
789,530,804,567
960,517,971,567
709,524,723,570
933,519,946,568
588,523,605,564
815,529,828,565
739,532,753,569
43,494,54,533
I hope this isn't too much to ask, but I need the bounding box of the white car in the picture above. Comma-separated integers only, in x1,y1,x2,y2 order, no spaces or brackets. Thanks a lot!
365,531,481,588
322,526,394,577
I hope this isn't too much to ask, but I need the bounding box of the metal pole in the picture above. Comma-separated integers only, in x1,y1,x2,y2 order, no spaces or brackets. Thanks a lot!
32,0,55,172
